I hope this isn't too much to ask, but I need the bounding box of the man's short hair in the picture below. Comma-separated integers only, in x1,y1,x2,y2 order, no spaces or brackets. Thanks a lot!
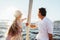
39,7,46,16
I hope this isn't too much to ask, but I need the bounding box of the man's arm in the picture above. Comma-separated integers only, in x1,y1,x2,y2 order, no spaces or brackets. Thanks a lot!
30,24,37,29
26,23,37,29
48,33,53,40
47,21,53,40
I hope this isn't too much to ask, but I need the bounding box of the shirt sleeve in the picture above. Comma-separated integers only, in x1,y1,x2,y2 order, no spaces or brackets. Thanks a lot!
47,21,53,34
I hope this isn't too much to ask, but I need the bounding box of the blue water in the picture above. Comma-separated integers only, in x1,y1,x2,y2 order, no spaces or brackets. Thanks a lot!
0,20,38,40
0,20,60,40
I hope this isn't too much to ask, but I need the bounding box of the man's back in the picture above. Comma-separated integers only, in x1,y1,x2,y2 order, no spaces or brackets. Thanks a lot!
36,17,53,40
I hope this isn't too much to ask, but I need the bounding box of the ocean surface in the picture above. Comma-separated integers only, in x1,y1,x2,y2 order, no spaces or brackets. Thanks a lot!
0,20,60,40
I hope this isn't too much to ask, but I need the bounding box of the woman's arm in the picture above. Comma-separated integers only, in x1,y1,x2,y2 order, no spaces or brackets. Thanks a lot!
6,35,11,40
21,18,27,22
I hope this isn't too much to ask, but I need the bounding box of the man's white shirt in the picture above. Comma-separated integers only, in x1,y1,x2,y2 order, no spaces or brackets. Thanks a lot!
36,17,53,40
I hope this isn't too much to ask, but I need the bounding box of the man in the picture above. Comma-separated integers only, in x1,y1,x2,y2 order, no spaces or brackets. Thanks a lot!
26,7,53,40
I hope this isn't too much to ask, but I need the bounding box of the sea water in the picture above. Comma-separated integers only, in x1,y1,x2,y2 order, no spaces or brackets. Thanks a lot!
0,20,60,40
0,20,38,40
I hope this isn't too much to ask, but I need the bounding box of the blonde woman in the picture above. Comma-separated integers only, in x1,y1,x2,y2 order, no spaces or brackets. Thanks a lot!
6,10,26,40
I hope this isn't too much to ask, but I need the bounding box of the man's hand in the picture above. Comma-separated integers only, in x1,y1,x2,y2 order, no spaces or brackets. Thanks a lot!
26,23,29,26
48,33,53,40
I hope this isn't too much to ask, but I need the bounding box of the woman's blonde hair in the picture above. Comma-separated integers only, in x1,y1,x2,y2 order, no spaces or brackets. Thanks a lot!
8,10,22,36
8,19,21,37
14,10,22,17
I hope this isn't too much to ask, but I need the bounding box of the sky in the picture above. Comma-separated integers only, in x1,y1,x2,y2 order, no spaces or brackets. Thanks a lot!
0,0,60,23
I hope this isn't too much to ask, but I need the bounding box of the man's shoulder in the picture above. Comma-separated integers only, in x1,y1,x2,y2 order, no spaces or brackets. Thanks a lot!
44,17,52,24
